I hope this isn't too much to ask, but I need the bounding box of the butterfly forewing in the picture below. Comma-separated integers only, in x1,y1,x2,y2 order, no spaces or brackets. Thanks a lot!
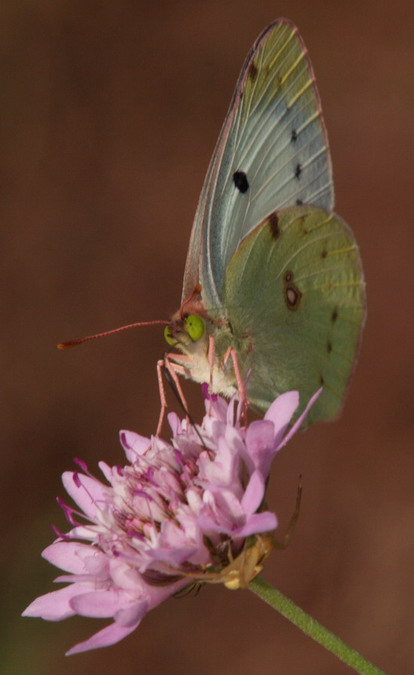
182,19,334,308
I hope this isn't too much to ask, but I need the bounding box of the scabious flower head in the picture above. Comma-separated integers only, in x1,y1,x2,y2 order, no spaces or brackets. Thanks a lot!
23,388,318,655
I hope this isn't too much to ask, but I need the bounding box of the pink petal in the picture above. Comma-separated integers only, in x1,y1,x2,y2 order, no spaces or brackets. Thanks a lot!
62,472,109,521
236,511,278,537
64,524,97,541
167,412,181,436
119,430,151,461
265,391,299,445
245,420,276,474
241,470,265,516
109,559,142,590
65,577,189,654
147,545,198,565
42,541,104,574
198,490,243,534
198,437,237,487
278,388,322,449
66,619,141,655
70,589,142,619
115,602,150,626
22,583,83,620
98,461,113,482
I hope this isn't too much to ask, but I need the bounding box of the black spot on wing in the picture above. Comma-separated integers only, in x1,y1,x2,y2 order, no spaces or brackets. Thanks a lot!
327,340,332,353
295,163,302,180
233,171,249,193
291,129,297,142
268,212,280,239
296,198,303,206
331,308,338,323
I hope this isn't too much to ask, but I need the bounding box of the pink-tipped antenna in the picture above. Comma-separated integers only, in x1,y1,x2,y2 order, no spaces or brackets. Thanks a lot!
57,320,170,350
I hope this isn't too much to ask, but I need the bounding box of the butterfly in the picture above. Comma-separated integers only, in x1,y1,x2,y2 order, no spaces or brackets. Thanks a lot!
58,19,365,426
163,18,366,426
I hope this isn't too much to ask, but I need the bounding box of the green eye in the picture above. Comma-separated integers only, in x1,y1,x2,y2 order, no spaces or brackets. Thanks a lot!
164,325,177,346
185,314,205,341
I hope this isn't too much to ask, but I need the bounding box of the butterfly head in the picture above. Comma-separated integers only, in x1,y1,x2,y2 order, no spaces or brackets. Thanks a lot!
164,284,211,356
164,306,238,398
164,313,206,350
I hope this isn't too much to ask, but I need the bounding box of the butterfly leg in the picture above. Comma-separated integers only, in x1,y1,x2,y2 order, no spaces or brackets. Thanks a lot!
274,476,303,550
156,356,191,436
164,356,190,417
156,359,168,436
222,346,249,421
208,335,216,390
206,335,217,415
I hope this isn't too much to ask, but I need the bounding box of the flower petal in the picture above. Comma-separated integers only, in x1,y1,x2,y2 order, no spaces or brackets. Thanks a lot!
70,589,142,619
236,511,278,537
278,388,322,449
66,619,141,655
119,430,151,461
241,470,265,517
265,390,299,445
22,583,84,620
62,472,109,521
42,541,105,574
245,420,276,475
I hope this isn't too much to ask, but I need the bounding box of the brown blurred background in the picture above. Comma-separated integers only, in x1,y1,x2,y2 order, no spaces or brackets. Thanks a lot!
2,1,413,673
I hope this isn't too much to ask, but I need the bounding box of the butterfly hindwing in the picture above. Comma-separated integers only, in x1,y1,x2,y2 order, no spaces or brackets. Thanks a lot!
182,19,334,308
223,206,365,423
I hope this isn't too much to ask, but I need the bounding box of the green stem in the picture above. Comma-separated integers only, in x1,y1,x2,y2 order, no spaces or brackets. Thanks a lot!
248,577,385,675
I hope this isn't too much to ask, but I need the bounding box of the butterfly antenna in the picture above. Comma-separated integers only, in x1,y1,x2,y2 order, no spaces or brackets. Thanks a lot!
57,320,170,350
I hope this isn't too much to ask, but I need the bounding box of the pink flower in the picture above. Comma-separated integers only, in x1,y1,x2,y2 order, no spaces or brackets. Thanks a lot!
23,389,318,654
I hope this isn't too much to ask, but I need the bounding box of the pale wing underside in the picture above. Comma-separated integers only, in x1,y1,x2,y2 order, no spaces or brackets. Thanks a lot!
182,19,334,308
223,206,365,424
